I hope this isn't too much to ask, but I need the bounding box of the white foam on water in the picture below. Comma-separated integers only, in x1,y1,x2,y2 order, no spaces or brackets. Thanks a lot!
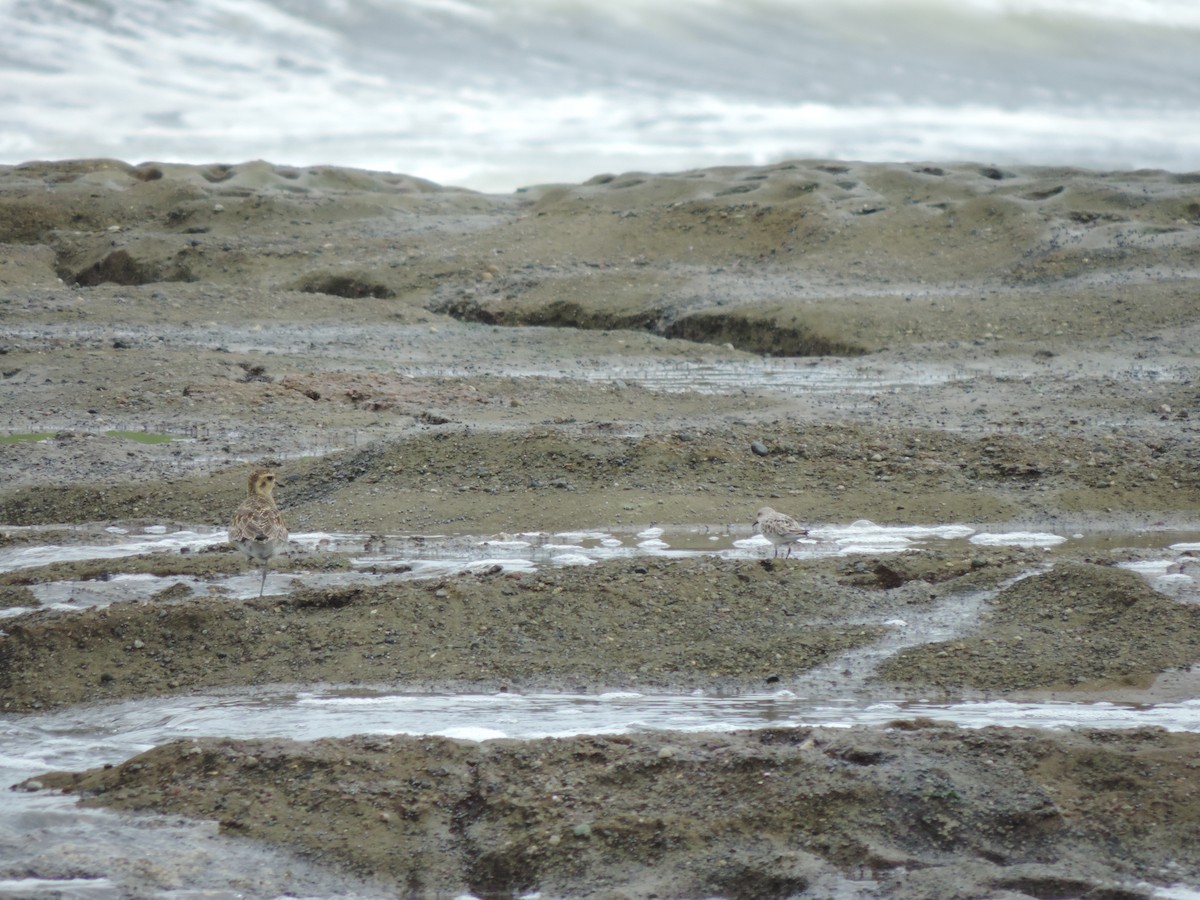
8,689,1200,777
1148,885,1200,900
553,530,614,543
295,693,419,708
815,520,980,555
1123,560,1175,577
25,574,211,611
22,520,1200,620
734,534,771,550
0,529,226,573
434,726,510,742
0,877,116,893
0,519,998,614
5,0,1200,190
835,544,909,557
636,538,670,550
1159,574,1197,586
288,531,378,552
548,552,599,566
970,531,1068,548
1119,557,1200,604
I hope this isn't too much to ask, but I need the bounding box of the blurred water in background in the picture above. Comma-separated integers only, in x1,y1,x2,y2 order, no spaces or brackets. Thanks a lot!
1,0,1198,191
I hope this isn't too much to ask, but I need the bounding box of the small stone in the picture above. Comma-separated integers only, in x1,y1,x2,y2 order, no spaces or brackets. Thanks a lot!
132,639,145,650
658,746,676,759
750,441,769,456
21,780,43,792
573,822,592,838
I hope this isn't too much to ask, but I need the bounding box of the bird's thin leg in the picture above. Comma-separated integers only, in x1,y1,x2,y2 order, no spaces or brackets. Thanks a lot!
259,564,268,598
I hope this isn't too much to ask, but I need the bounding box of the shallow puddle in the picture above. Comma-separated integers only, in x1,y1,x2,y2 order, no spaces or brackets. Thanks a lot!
4,520,1199,617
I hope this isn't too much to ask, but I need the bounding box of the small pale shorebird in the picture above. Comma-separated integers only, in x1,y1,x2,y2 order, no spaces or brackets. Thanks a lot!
229,468,289,597
752,506,809,559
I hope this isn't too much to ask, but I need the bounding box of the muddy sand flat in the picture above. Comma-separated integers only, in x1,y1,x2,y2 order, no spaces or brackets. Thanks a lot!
2,158,1200,897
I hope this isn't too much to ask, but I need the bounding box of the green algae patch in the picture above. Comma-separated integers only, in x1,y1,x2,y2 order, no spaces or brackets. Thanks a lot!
105,430,181,444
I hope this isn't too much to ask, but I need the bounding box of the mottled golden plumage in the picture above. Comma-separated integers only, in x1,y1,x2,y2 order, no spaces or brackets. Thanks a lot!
229,468,288,597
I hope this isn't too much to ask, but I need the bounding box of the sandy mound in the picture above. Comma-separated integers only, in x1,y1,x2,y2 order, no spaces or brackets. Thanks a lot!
34,723,1200,898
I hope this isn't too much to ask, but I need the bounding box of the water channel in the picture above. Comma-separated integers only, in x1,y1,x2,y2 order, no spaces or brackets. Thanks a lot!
3,520,1200,896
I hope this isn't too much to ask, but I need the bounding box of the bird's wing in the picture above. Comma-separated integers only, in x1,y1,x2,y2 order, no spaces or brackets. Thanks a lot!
230,502,287,543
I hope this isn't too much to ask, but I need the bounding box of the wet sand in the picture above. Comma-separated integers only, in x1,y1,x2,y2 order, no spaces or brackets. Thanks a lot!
3,157,1200,897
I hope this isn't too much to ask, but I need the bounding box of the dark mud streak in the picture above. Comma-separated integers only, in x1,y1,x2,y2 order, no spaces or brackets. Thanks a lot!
663,311,868,356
